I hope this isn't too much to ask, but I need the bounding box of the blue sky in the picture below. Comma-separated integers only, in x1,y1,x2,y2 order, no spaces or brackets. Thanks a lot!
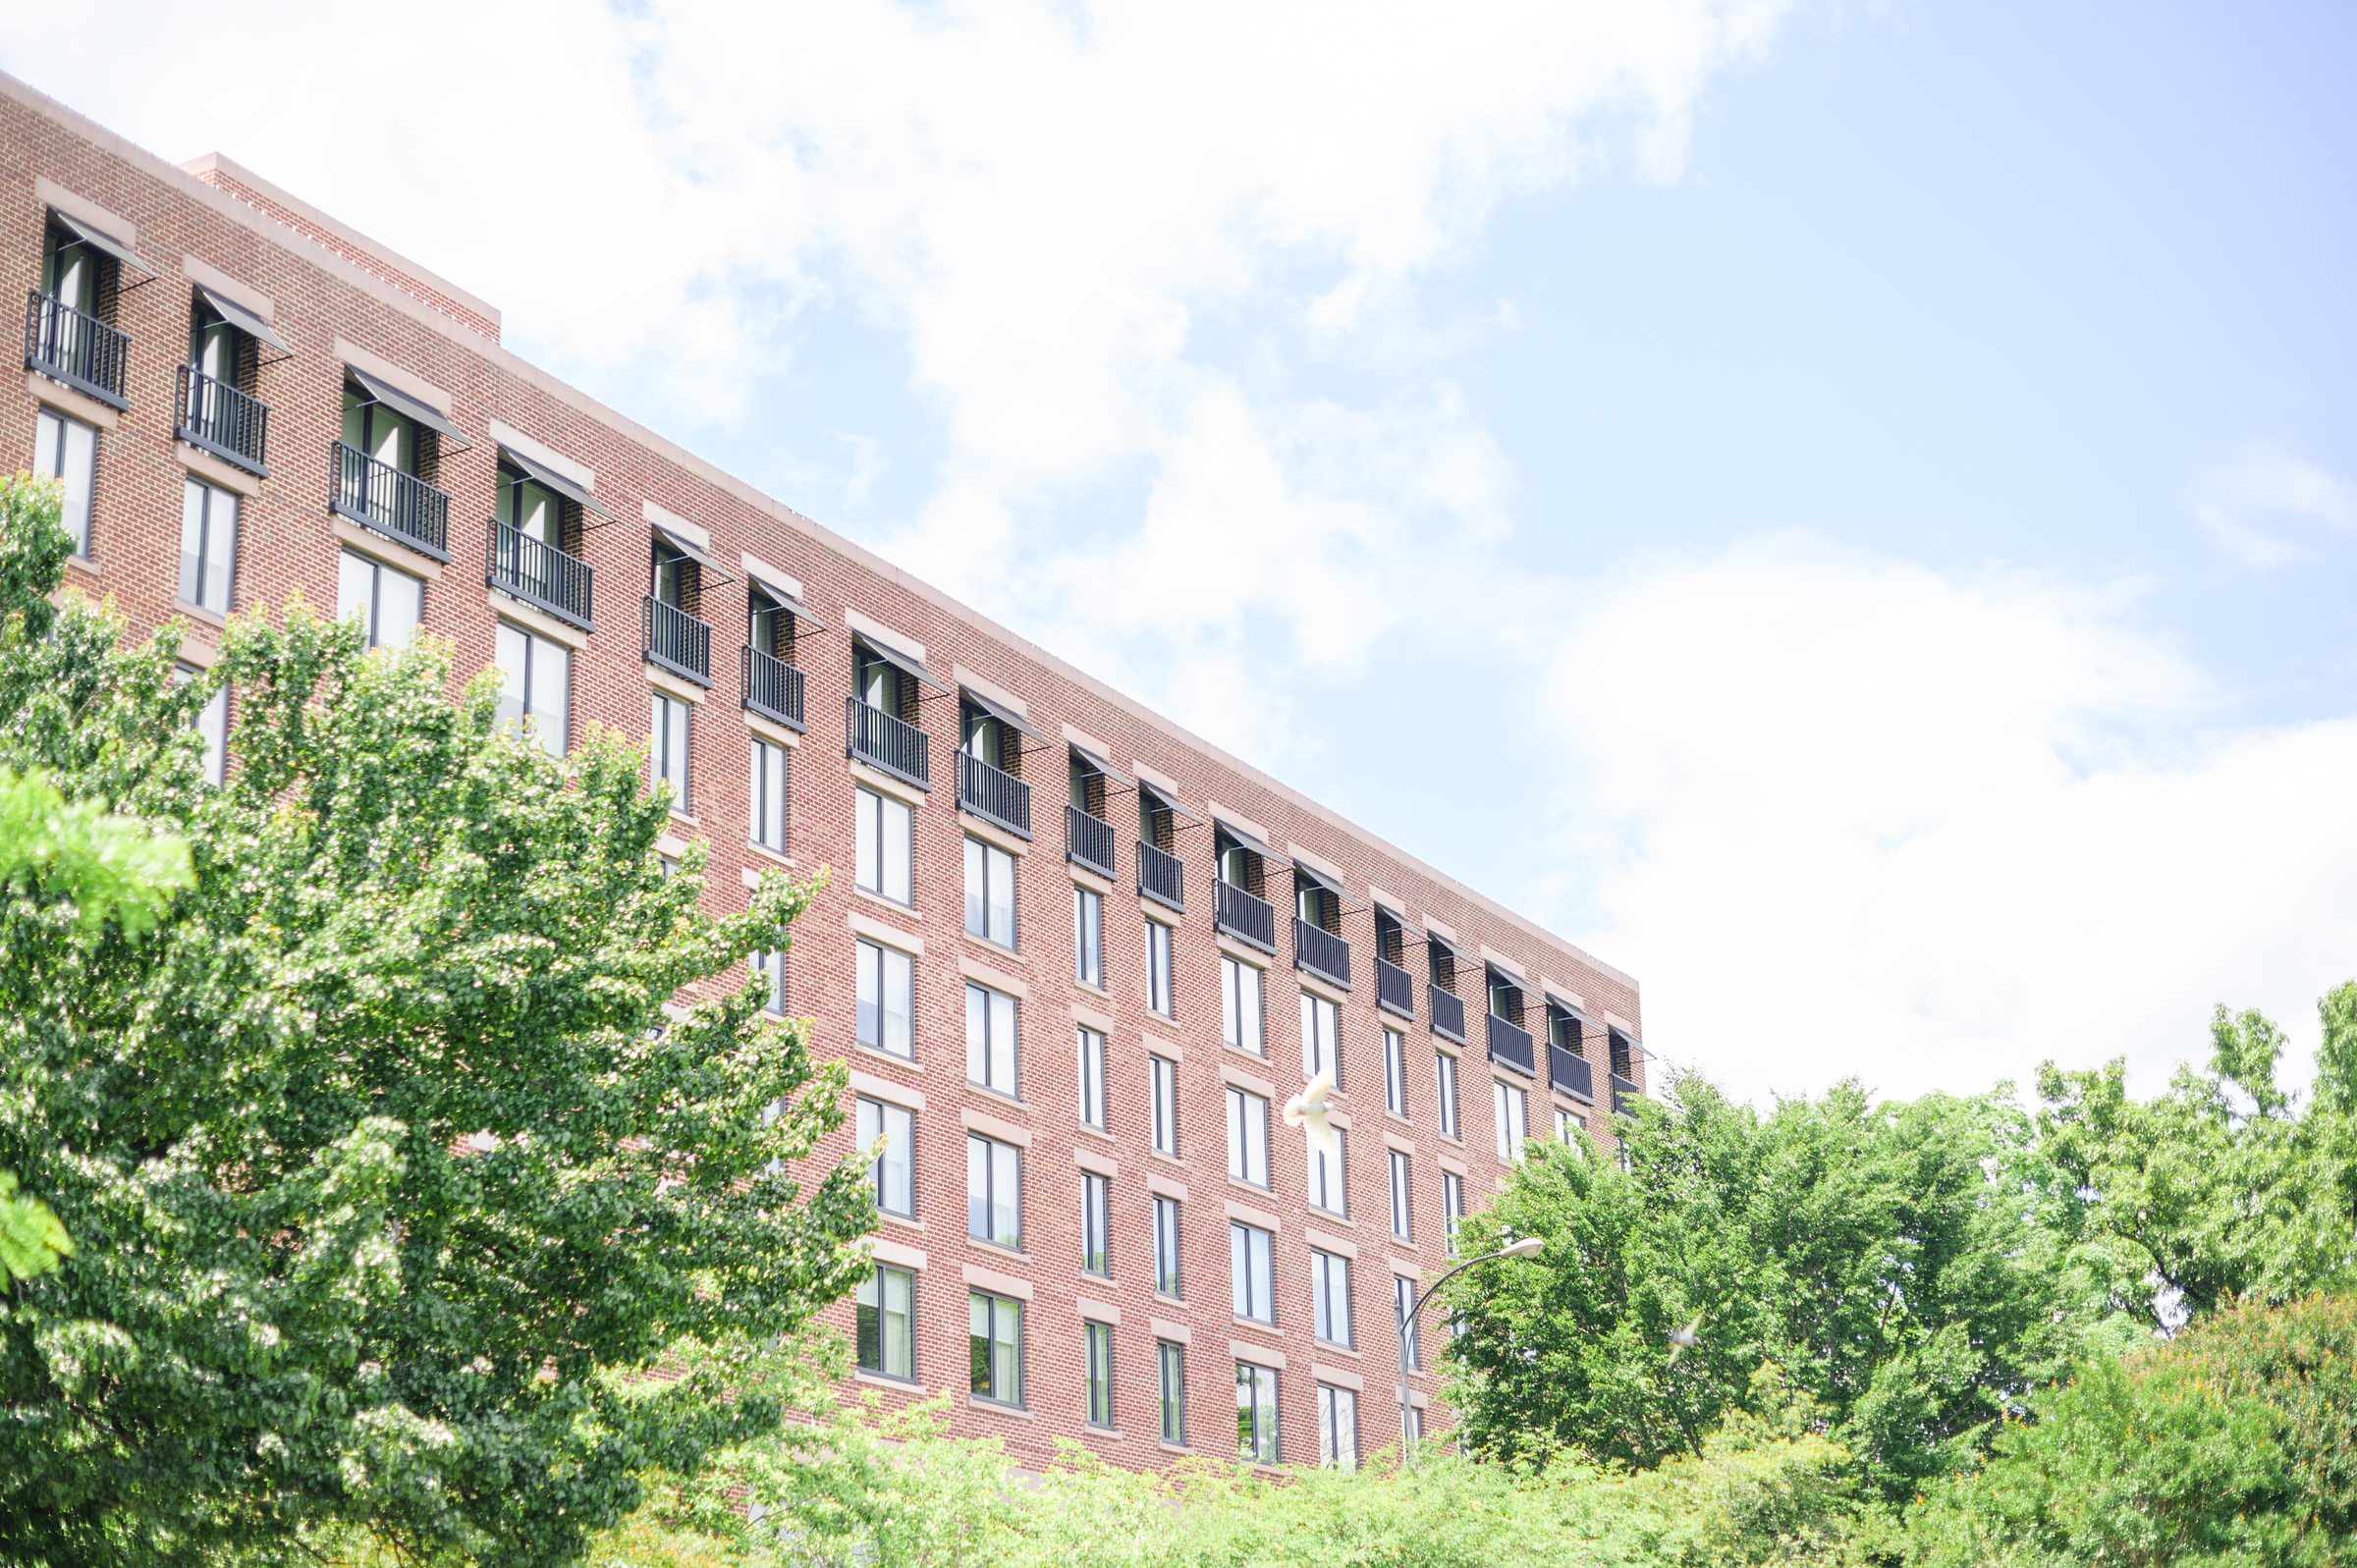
11,0,2352,1104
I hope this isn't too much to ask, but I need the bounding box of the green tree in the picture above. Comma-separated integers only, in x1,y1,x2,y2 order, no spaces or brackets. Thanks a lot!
0,473,873,1565
2036,987,2357,1328
1439,1079,2112,1505
1906,1293,2357,1567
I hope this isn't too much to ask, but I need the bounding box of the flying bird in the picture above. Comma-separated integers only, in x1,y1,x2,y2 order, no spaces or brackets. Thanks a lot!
1667,1315,1703,1366
1284,1070,1340,1162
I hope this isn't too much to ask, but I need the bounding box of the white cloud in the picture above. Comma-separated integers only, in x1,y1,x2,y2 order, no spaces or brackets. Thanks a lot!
1534,536,2357,1105
2194,445,2357,568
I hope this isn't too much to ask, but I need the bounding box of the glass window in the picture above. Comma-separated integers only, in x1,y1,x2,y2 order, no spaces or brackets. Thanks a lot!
1443,1171,1465,1257
857,1265,915,1380
856,938,914,1057
1152,1195,1181,1298
1230,1221,1275,1324
1308,1125,1348,1217
1072,885,1103,987
1083,1321,1115,1429
965,982,1019,1098
749,736,789,853
1311,1248,1352,1348
1494,1079,1528,1164
749,948,786,1014
1402,1402,1424,1446
341,382,417,475
854,785,913,904
964,836,1016,947
965,1133,1022,1250
1221,954,1263,1055
1235,1362,1279,1465
1158,1341,1186,1445
1144,919,1173,1017
1317,1383,1359,1469
1080,1171,1111,1277
32,407,96,556
649,690,690,811
1396,1273,1420,1371
1076,1026,1107,1131
858,1097,914,1217
337,550,423,650
178,476,238,615
1389,1149,1413,1242
494,622,569,757
175,664,227,785
968,1291,1023,1405
1226,1086,1270,1188
1149,1054,1178,1157
1435,1053,1460,1140
1383,1027,1407,1116
1300,991,1341,1086
1557,1107,1585,1149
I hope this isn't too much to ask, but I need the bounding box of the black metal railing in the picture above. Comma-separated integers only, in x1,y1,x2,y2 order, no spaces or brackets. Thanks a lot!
1216,880,1277,952
1550,1044,1593,1101
642,596,713,685
1294,917,1352,991
1068,805,1116,879
1137,839,1183,911
26,291,130,409
1429,985,1467,1044
1376,957,1414,1018
847,696,929,789
176,364,269,475
742,645,805,730
486,519,595,630
959,750,1031,838
331,440,450,560
1611,1074,1642,1116
1487,1012,1536,1077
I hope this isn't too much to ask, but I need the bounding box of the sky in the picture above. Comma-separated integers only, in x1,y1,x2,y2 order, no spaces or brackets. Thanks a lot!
7,0,2352,1108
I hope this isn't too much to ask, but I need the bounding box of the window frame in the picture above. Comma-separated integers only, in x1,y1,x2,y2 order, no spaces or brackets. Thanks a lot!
1225,1085,1271,1189
1435,1052,1460,1140
857,1096,915,1218
857,1263,917,1381
1494,1078,1528,1164
1152,1194,1182,1299
1080,1170,1112,1277
1300,990,1341,1087
853,784,914,905
1235,1361,1280,1465
494,620,570,758
178,474,238,615
968,1290,1024,1407
1148,1054,1179,1158
1072,884,1104,987
648,688,691,811
963,834,1017,948
1389,1148,1413,1242
1311,1247,1353,1349
337,548,424,651
1083,1320,1115,1430
1443,1170,1465,1257
33,406,97,557
1076,1024,1108,1131
1221,953,1264,1055
964,980,1020,1099
965,1131,1023,1252
1230,1220,1276,1325
1307,1123,1348,1217
1383,1027,1408,1116
856,937,915,1058
1317,1382,1359,1470
1158,1340,1187,1445
749,734,789,853
1144,917,1174,1017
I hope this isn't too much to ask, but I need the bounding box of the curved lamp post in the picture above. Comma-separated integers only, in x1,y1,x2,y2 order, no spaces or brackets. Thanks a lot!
1398,1233,1543,1465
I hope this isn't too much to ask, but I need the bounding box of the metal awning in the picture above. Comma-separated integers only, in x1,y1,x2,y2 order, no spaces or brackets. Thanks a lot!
854,633,947,692
650,520,732,580
193,283,293,356
1543,989,1594,1029
1291,858,1362,911
1068,739,1133,790
1214,816,1275,862
743,563,808,620
1488,964,1537,996
960,685,1045,744
347,365,472,449
499,444,618,521
51,210,157,280
1135,778,1201,825
1425,929,1464,964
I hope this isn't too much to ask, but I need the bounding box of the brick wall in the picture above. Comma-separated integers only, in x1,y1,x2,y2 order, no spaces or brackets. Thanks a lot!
0,69,1646,1475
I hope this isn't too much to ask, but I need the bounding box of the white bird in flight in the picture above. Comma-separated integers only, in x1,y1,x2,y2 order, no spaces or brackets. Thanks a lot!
1284,1069,1340,1161
1667,1315,1703,1366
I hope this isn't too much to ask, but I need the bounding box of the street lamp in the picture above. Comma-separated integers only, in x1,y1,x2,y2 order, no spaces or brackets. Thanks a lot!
1398,1234,1544,1464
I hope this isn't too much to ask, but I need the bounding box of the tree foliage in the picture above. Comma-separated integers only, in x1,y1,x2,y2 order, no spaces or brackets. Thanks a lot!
1439,1080,2121,1505
1905,1292,2357,1566
0,475,873,1566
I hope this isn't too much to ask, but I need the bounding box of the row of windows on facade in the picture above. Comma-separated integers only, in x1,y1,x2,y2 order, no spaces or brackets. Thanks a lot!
854,1268,1412,1465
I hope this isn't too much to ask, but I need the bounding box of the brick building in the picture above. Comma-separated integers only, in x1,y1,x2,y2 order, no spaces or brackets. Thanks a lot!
1,70,1646,1475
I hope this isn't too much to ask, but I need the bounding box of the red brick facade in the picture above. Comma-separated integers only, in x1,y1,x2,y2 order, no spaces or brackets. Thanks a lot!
1,71,1645,1474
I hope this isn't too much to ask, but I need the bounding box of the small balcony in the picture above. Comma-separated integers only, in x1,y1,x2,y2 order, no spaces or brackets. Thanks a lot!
642,595,713,686
1216,880,1277,952
1429,985,1467,1045
959,750,1031,838
486,518,594,631
332,440,450,561
25,291,129,408
1067,805,1116,880
1375,956,1414,1019
1487,1012,1536,1077
1611,1074,1642,1116
1293,917,1351,991
1137,839,1183,911
1549,1043,1593,1102
176,364,269,476
848,695,929,789
742,645,805,730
